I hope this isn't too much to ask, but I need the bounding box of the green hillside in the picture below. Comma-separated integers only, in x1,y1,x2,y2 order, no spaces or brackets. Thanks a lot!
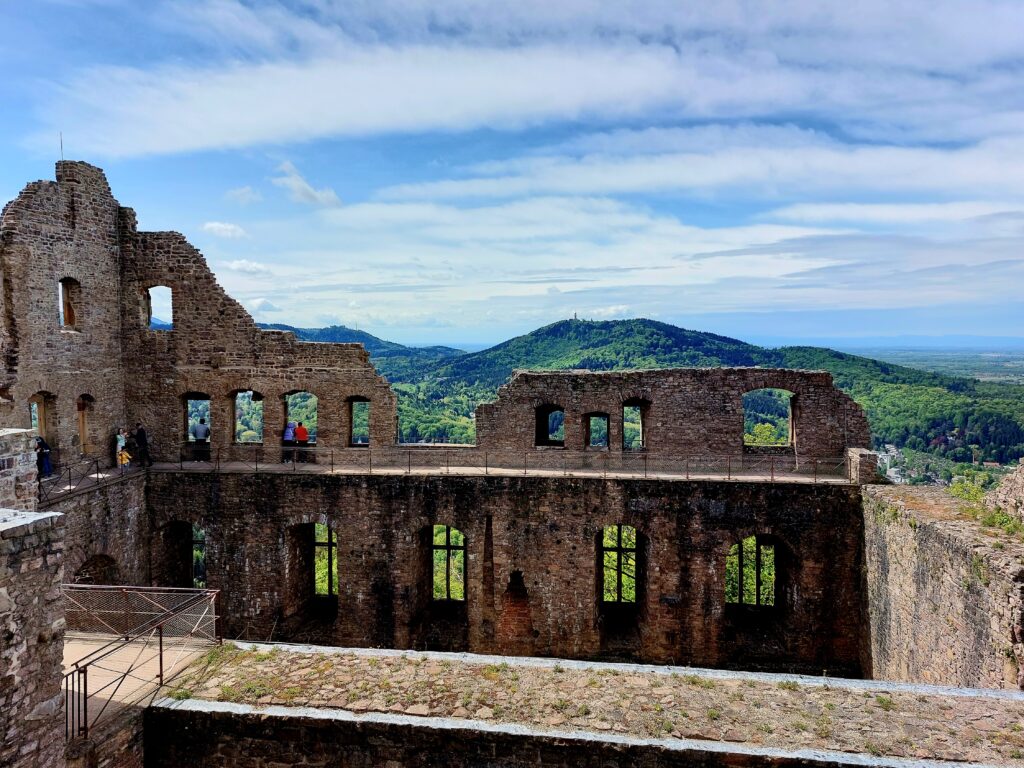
264,318,1024,462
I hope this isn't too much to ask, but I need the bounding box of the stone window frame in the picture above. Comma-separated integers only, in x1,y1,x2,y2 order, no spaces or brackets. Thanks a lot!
347,396,371,447
534,403,565,448
725,533,777,609
141,284,174,331
75,394,95,455
58,276,82,331
231,389,265,445
583,411,610,450
431,524,467,602
600,523,639,604
621,398,649,451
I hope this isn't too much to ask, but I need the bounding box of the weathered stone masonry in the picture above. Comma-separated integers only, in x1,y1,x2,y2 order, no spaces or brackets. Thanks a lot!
147,471,865,676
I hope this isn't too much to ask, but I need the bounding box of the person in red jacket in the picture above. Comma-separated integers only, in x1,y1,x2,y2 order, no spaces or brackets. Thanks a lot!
295,422,309,463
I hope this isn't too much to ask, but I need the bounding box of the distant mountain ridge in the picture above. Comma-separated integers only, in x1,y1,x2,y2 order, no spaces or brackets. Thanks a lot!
260,318,1024,462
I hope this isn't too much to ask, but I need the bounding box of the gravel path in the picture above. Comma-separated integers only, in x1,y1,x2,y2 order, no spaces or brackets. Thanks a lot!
171,644,1024,765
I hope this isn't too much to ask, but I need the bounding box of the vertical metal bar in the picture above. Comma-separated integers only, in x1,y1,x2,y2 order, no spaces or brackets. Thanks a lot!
81,666,88,739
445,526,451,600
685,457,689,480
158,625,164,686
330,450,334,472
727,456,732,480
755,541,762,606
643,454,647,479
737,539,744,605
368,449,372,474
407,451,411,474
524,452,528,475
771,456,775,482
446,450,450,475
814,459,818,483
485,451,488,476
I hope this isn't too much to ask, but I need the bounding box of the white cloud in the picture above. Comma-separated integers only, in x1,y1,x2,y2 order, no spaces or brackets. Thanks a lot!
271,161,340,207
225,185,262,205
249,297,282,312
766,201,1024,225
223,259,272,274
201,220,248,238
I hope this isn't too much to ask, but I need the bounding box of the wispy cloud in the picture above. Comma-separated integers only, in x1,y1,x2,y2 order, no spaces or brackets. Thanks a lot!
201,220,248,238
225,185,262,205
271,161,340,207
223,259,271,274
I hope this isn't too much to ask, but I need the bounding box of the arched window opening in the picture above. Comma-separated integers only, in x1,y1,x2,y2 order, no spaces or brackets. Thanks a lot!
58,277,81,329
432,525,466,601
349,397,370,446
601,524,638,603
725,535,776,607
743,389,794,447
144,285,174,330
622,398,648,451
183,392,212,461
76,394,95,454
234,390,264,443
314,523,338,597
534,404,565,447
584,412,609,449
74,554,121,585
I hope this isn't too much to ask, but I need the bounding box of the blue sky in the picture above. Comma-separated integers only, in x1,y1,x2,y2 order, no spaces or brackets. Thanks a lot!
3,1,1024,348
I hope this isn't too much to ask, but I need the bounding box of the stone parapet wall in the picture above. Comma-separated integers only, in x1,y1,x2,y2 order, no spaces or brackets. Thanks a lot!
862,486,1024,689
147,472,865,675
0,429,41,510
0,509,66,768
475,369,871,459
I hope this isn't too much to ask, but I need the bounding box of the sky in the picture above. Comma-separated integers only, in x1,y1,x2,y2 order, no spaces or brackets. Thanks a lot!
2,1,1024,348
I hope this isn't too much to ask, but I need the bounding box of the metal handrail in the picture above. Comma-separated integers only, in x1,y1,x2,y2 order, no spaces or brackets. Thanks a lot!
63,585,219,741
38,458,139,504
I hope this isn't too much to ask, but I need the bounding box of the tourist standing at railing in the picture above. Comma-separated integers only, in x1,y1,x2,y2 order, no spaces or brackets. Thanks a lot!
34,436,52,478
190,418,211,462
282,421,296,463
295,421,309,462
116,428,132,467
133,422,154,467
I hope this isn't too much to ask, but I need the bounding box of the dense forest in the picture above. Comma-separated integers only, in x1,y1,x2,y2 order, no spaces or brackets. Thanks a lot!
259,319,1024,463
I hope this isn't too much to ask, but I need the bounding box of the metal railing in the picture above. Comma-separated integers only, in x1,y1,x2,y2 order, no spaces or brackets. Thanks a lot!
62,585,219,741
171,443,853,483
38,458,141,504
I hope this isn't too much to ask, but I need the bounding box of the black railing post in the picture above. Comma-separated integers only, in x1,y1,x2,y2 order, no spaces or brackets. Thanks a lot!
727,456,732,480
814,459,819,483
407,451,411,474
81,666,88,739
158,625,164,685
771,456,775,482
484,451,488,475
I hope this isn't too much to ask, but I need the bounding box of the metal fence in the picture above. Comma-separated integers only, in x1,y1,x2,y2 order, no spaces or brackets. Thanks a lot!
174,442,853,483
62,585,219,741
38,458,140,505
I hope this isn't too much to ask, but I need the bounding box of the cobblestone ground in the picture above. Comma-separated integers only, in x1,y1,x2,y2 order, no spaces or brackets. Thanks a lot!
172,644,1024,764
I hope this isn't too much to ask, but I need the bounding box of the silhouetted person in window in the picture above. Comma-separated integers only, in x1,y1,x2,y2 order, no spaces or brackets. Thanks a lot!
295,421,309,462
134,422,153,467
35,436,52,478
191,417,211,462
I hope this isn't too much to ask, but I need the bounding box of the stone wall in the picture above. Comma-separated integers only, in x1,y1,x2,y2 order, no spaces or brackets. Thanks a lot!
990,464,1024,524
147,472,865,676
144,700,901,768
0,429,42,511
475,369,871,459
0,509,65,768
862,486,1024,689
49,473,148,585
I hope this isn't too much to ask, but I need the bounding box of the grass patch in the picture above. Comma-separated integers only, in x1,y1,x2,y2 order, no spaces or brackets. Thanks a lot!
777,680,799,691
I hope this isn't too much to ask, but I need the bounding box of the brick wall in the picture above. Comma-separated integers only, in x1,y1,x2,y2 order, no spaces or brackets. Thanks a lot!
862,486,1024,689
0,509,66,768
147,472,865,676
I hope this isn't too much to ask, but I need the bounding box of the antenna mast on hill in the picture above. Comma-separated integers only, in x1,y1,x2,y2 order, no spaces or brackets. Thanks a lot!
59,132,64,161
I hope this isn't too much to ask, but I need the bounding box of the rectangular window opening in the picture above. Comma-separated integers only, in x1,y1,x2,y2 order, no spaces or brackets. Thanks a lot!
314,523,338,597
350,400,370,445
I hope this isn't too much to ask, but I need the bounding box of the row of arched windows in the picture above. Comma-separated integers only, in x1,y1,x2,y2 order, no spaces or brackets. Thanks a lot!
183,391,372,447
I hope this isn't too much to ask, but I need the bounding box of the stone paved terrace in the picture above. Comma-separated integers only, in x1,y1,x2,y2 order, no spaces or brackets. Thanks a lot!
165,642,1024,766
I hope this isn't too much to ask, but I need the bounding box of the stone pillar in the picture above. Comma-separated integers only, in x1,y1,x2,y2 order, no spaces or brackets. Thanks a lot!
847,448,879,484
0,509,66,768
0,429,43,511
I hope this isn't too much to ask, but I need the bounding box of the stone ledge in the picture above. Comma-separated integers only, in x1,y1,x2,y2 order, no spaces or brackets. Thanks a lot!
0,510,62,539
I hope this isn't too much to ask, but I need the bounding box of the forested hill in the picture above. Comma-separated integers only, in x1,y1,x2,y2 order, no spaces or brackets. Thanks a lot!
262,318,1024,463
427,319,771,390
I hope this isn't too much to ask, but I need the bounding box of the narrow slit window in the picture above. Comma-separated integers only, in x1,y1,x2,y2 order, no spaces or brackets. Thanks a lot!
622,399,647,450
432,525,466,601
601,524,637,603
349,398,370,446
58,277,81,329
725,535,776,607
192,525,207,589
314,523,338,597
